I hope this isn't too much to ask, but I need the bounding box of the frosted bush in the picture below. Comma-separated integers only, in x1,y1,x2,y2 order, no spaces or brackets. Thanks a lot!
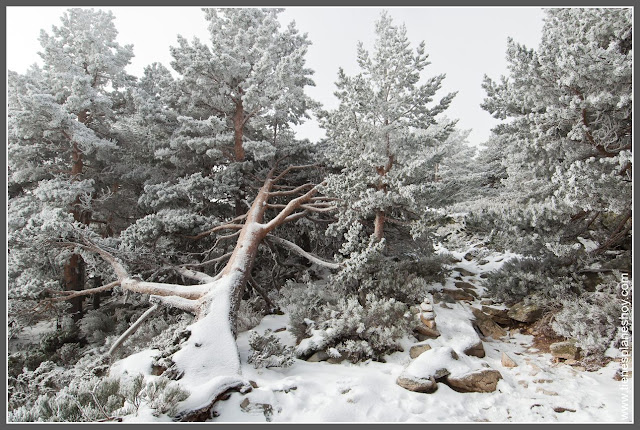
295,293,413,362
248,329,295,369
552,289,623,357
482,257,579,304
237,298,266,333
78,309,116,344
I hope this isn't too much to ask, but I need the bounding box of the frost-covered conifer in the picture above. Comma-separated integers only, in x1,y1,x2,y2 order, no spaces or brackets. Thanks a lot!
480,8,632,262
319,12,458,248
8,9,135,323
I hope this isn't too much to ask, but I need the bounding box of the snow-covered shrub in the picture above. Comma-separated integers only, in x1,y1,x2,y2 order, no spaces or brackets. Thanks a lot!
40,325,80,354
237,297,266,333
482,257,580,305
56,343,82,365
296,293,413,362
279,279,342,341
78,309,116,345
248,329,295,369
143,376,190,417
8,372,124,422
552,287,625,357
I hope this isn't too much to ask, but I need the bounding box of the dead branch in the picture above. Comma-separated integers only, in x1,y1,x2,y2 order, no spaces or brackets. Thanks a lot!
300,204,337,213
175,267,218,284
149,295,200,314
266,234,341,269
248,275,277,311
268,183,315,197
181,252,233,269
272,164,319,184
184,224,244,241
108,304,159,356
43,281,120,303
263,186,320,232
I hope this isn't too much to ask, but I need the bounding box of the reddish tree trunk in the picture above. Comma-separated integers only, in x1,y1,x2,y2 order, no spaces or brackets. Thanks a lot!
64,111,90,321
233,102,245,162
374,210,385,241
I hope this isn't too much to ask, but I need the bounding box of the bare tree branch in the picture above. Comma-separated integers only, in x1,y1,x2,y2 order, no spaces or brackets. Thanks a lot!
149,295,200,314
266,234,341,269
272,164,319,184
268,183,315,197
175,267,218,284
108,304,159,356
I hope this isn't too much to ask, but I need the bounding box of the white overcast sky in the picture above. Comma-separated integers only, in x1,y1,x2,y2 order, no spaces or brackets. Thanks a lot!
6,6,546,146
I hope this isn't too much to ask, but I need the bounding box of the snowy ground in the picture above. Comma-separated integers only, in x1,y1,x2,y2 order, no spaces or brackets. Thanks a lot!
112,246,631,423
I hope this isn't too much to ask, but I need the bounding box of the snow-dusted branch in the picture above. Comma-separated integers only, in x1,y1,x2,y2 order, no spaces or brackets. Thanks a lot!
268,183,315,197
181,252,233,269
185,223,244,241
149,295,201,314
266,234,342,269
108,304,159,356
45,281,120,302
175,267,219,284
272,164,319,184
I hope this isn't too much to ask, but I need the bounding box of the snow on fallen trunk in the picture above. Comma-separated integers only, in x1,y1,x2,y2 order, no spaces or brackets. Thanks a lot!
172,275,243,385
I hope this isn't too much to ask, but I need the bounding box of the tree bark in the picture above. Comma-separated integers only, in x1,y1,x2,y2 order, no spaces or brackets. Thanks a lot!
374,210,385,241
64,115,90,321
233,102,245,162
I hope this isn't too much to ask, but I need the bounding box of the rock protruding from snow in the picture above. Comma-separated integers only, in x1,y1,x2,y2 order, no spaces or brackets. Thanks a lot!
398,345,503,394
454,267,476,277
396,375,438,393
409,344,432,359
550,340,580,360
306,351,330,362
481,305,511,325
446,369,503,393
470,307,507,339
463,341,486,358
501,352,518,368
507,302,543,323
441,288,475,302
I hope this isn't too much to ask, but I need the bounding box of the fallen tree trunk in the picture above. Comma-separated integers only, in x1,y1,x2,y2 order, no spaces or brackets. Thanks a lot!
63,164,338,420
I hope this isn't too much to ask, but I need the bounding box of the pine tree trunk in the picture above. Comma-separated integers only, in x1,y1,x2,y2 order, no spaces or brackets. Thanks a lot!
374,210,385,241
233,102,245,162
63,111,91,322
233,102,246,217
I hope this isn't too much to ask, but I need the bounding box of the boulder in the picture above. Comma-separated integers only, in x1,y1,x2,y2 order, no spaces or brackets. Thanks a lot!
455,267,476,277
410,344,432,359
480,299,494,305
470,307,507,339
464,253,474,261
415,325,441,339
445,369,503,393
550,340,579,360
481,306,511,325
455,281,477,290
507,302,543,323
501,352,518,368
396,376,438,393
306,351,330,362
463,341,486,358
442,288,475,302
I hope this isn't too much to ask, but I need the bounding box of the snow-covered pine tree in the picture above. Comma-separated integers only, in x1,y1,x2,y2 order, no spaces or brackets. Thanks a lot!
319,11,457,248
166,8,317,215
479,8,632,264
8,8,135,324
